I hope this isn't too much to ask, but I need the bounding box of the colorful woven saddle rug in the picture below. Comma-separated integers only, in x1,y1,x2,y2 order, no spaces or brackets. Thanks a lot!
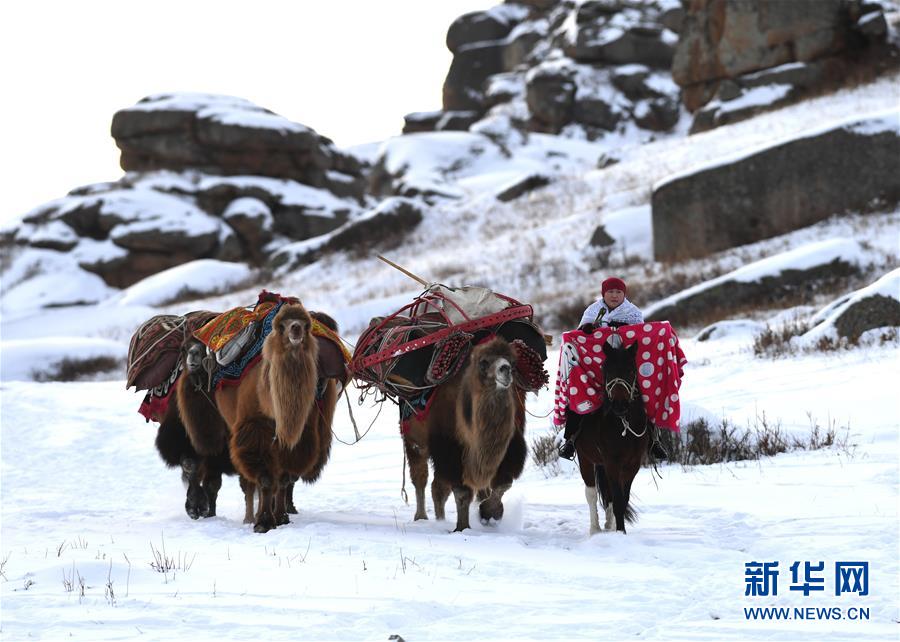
193,290,352,391
552,321,687,432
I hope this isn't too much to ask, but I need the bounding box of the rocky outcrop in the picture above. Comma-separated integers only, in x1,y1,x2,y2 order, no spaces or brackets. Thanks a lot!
270,197,425,269
652,111,900,261
112,93,367,201
672,0,897,130
645,239,866,328
3,94,373,288
405,1,685,142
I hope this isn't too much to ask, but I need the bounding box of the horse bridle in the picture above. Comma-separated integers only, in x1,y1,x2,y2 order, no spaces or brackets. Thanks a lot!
603,375,647,438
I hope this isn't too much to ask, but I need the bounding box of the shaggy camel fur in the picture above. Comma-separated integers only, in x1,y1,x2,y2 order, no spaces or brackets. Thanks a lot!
154,384,234,520
174,337,236,518
216,303,322,532
404,337,527,532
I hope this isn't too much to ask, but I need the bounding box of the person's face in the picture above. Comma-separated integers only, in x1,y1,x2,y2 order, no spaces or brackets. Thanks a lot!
603,288,625,309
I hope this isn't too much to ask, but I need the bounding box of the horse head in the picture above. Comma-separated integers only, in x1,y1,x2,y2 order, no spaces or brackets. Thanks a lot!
601,334,638,416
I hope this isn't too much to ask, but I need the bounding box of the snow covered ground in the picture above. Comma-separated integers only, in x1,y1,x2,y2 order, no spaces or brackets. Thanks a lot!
1,331,897,641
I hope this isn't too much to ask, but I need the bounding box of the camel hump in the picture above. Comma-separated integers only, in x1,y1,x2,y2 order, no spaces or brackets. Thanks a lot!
309,310,338,332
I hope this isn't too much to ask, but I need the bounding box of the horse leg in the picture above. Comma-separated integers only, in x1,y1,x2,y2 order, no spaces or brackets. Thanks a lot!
202,467,223,518
584,485,601,535
181,456,208,520
451,485,474,532
254,473,277,533
592,463,615,531
608,463,628,533
431,477,451,521
239,476,256,524
404,435,429,520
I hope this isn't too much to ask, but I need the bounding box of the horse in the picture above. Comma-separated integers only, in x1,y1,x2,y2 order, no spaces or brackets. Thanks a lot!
575,334,649,534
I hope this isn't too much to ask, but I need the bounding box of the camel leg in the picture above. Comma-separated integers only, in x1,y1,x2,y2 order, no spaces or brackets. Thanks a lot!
239,476,256,524
404,436,429,520
431,478,451,521
478,483,510,522
274,475,291,525
254,474,277,533
181,456,209,520
451,485,474,532
285,478,298,514
202,469,223,518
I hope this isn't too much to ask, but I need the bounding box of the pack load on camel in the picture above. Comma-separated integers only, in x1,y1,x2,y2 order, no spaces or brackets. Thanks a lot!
126,310,219,422
350,257,551,532
351,280,550,425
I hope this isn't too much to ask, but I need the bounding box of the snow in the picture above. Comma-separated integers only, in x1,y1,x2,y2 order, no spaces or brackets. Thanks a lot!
714,84,794,114
125,92,315,135
1,338,126,381
0,335,896,640
654,106,900,192
113,259,255,307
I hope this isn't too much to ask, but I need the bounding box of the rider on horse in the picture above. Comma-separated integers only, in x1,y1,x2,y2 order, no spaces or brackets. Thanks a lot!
557,277,668,461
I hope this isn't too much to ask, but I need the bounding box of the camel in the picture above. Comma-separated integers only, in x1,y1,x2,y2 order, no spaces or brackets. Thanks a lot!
216,302,334,533
174,337,236,519
154,384,235,520
403,337,527,532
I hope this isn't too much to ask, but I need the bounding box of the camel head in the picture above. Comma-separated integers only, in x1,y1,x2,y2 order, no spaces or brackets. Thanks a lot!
471,337,516,392
273,303,314,349
182,338,207,375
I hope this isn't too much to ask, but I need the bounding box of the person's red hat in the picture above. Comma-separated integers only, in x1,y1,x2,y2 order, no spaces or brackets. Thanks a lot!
602,277,626,295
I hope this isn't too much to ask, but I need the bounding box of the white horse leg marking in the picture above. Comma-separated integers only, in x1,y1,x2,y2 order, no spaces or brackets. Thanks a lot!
585,485,600,535
604,503,615,531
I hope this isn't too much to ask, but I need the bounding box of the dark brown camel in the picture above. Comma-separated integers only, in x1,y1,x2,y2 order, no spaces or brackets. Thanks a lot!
154,383,235,520
216,302,327,532
575,335,648,534
174,337,236,519
403,337,527,532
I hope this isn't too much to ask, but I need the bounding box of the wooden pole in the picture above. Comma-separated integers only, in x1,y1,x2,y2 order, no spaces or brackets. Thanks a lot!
377,255,430,287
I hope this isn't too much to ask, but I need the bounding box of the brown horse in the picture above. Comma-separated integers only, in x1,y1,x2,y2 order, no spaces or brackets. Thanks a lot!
404,337,527,532
575,334,649,534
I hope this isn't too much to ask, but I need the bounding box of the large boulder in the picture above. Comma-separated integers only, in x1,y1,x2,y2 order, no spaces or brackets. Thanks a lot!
801,268,900,343
672,0,889,112
652,111,900,261
525,61,577,132
645,239,867,328
443,40,507,111
111,93,366,201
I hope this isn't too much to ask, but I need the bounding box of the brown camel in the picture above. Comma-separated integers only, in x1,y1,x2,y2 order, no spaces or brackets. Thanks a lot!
216,302,327,533
403,337,527,532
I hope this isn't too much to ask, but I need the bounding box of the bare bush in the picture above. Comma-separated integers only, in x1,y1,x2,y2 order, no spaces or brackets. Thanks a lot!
33,357,121,382
530,433,562,478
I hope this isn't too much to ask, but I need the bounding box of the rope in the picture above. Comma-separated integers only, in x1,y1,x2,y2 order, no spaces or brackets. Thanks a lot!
400,449,409,505
129,317,187,371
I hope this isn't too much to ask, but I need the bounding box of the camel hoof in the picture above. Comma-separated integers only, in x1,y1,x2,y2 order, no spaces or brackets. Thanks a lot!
479,501,503,522
413,511,428,521
276,512,290,526
253,521,275,533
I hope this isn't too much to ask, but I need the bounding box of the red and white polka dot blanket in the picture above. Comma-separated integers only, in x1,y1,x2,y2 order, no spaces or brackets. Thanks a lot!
552,321,687,432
